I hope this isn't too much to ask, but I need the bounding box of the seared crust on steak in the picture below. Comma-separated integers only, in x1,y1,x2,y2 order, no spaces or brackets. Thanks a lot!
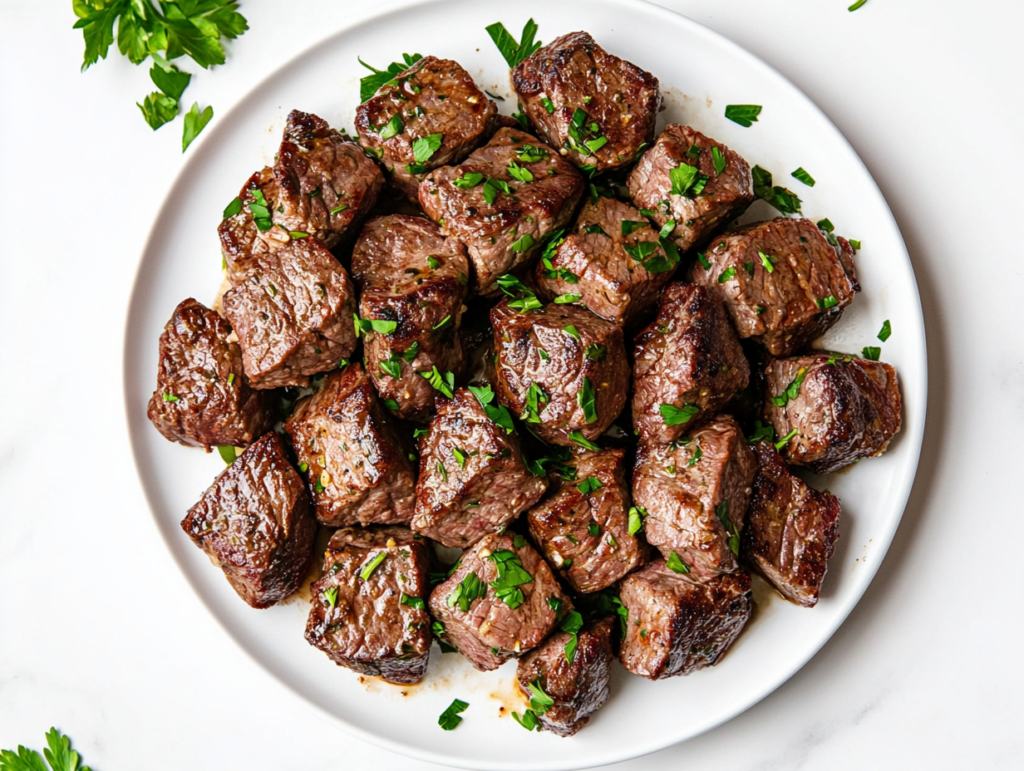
428,532,570,670
286,363,416,527
534,197,673,326
219,110,383,283
413,388,547,547
351,215,470,422
356,56,501,200
618,560,752,680
222,237,357,389
632,283,750,443
419,127,584,294
304,526,431,683
491,300,629,446
148,298,275,449
764,352,901,474
628,125,753,253
743,441,841,607
512,32,661,174
633,415,757,575
526,448,644,593
516,616,614,736
181,433,315,609
690,218,859,356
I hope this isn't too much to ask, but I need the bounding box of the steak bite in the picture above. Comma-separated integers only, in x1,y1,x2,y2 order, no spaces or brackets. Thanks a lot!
526,448,644,594
491,300,629,446
534,197,674,326
285,363,416,527
419,127,584,294
690,218,859,356
413,387,547,548
350,215,470,422
632,283,750,444
147,298,275,449
516,616,614,737
512,31,661,174
628,124,754,253
356,56,501,200
633,415,757,576
222,237,358,389
219,110,384,283
764,352,902,474
180,433,315,609
618,560,752,680
428,532,570,671
743,441,841,607
304,526,431,684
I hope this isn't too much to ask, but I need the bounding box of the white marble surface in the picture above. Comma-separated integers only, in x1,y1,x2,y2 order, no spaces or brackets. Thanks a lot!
1,1,1021,769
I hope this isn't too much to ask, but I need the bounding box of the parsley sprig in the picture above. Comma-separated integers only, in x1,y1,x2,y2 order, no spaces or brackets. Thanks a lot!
0,727,92,771
357,52,423,102
485,18,542,68
74,0,247,148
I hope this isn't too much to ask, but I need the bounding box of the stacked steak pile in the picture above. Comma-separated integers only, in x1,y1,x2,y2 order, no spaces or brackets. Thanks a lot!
148,29,902,738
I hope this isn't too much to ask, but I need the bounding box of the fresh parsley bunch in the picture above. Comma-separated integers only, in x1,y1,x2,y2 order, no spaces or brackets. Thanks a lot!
72,0,249,149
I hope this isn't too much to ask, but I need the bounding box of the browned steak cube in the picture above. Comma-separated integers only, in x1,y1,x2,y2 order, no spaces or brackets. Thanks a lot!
533,197,674,326
526,448,644,594
304,526,431,684
180,433,315,609
516,616,614,737
690,218,859,356
222,237,357,389
632,283,750,444
219,110,384,283
350,214,470,422
764,352,902,474
147,298,275,449
413,387,547,547
512,32,661,174
356,56,501,200
428,532,570,671
491,300,629,447
744,441,841,607
628,124,753,253
618,560,752,680
419,127,584,294
633,415,757,575
286,363,416,527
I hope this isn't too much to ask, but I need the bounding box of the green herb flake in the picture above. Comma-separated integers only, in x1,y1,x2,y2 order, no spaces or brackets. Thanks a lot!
578,377,599,424
568,431,600,451
577,476,603,495
379,352,402,380
522,382,549,423
775,428,799,450
554,293,581,304
453,171,485,189
660,403,700,426
621,220,650,236
666,551,691,574
379,113,404,140
400,593,426,610
412,132,443,163
438,698,469,731
862,346,881,361
510,233,535,253
402,342,420,362
718,266,737,283
528,679,555,715
687,442,703,468
517,144,549,163
584,343,606,361
162,392,179,403
669,162,708,198
330,203,349,215
724,104,762,127
322,585,339,607
560,610,584,663
772,367,808,407
792,167,816,187
217,445,236,465
359,552,387,581
849,0,869,10
488,549,534,609
357,52,423,102
512,709,540,731
712,146,727,175
447,572,486,612
222,197,242,219
563,325,580,340
850,239,862,250
697,252,712,270
469,383,516,433
433,314,452,330
716,500,741,555
628,505,647,536
421,366,455,398
486,18,542,68
752,165,803,215
181,102,213,152
878,319,892,341
507,161,534,183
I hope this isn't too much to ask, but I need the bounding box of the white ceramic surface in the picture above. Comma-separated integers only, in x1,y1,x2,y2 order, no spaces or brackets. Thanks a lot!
122,1,926,768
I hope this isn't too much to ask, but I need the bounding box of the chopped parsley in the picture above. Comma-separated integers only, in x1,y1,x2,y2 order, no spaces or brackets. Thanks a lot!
660,403,700,426
716,501,740,556
512,709,540,731
686,442,703,467
323,585,339,607
517,144,548,163
510,233,535,253
563,325,580,340
724,104,762,127
447,572,486,612
815,295,839,310
666,551,690,574
862,346,881,361
621,220,649,236
560,610,584,664
496,273,542,313
402,342,420,362
378,113,403,140
759,250,776,273
452,447,468,468
353,314,398,337
579,377,598,423
628,505,647,536
554,293,581,304
400,593,426,610
507,161,534,183
669,162,708,198
568,431,600,451
421,366,455,398
584,343,606,361
489,549,534,609
878,319,892,341
433,314,452,330
359,552,387,581
469,383,516,433
482,176,512,205
223,197,242,219
438,698,469,731
775,428,799,450
357,52,423,102
379,352,402,379
772,367,808,407
791,167,816,187
718,266,737,283
577,476,603,495
453,171,484,189
712,146,727,175
522,382,549,423
528,679,555,715
752,165,802,214
485,18,542,68
412,132,443,163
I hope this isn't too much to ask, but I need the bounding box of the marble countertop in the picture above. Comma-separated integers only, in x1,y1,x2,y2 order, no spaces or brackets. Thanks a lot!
1,1,1021,769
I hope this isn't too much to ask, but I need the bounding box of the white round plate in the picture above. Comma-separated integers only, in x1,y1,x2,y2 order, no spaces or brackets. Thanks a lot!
123,0,927,768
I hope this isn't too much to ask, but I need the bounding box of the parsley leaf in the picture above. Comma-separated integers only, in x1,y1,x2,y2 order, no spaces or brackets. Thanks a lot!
716,501,741,556
421,366,455,398
353,314,398,337
357,52,423,102
528,679,555,715
469,383,516,433
0,727,93,771
507,161,534,183
560,610,584,664
412,132,443,163
400,593,425,610
878,319,892,341
579,377,598,423
724,104,762,127
181,102,213,151
453,171,484,189
489,549,534,609
577,476,603,495
485,18,542,68
378,113,403,140
621,220,649,236
792,167,816,187
771,367,808,407
522,382,549,423
138,91,178,130
584,343,606,361
438,698,469,731
150,63,190,101
568,431,600,451
512,709,541,731
379,352,402,380
554,293,581,304
666,551,691,574
752,165,803,214
669,163,708,198
359,552,387,580
628,505,647,536
447,572,486,612
510,233,535,253
516,144,548,163
862,346,881,361
712,146,727,175
496,274,542,313
660,403,700,426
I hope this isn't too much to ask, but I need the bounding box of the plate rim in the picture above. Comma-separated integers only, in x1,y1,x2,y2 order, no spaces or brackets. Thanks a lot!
121,0,929,767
